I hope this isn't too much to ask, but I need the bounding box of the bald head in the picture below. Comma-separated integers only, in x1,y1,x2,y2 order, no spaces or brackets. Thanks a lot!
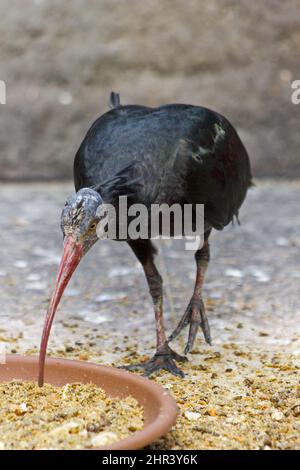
61,188,102,253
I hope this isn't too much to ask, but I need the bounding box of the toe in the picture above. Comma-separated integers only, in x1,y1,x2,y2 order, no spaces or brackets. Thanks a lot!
170,350,188,363
120,363,145,371
201,316,212,345
142,364,160,377
166,358,185,378
168,306,192,342
184,317,199,354
168,319,187,342
198,299,212,345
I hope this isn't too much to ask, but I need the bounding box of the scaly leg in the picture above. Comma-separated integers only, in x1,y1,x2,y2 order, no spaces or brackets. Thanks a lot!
122,240,187,378
169,232,211,354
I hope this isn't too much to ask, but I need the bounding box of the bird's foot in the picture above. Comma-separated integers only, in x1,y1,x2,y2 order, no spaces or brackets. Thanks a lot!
168,297,211,354
121,343,187,378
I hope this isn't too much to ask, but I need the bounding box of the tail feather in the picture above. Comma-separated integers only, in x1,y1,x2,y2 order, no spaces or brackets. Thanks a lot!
109,91,121,109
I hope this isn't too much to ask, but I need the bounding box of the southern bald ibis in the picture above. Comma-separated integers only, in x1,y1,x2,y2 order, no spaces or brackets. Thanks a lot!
38,92,252,385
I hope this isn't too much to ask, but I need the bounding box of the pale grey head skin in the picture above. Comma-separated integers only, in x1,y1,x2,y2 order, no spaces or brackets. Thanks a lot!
61,188,103,254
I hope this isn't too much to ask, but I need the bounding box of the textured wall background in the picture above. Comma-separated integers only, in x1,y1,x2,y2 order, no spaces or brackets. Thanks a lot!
0,0,299,181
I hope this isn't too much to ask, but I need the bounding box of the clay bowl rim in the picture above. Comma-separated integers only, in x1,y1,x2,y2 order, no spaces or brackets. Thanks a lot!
0,354,178,450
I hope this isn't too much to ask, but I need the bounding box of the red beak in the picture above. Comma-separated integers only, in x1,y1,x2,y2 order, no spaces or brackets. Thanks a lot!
38,236,83,386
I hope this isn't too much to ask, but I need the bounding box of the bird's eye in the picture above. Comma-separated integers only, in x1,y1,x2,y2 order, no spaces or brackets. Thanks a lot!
89,222,97,231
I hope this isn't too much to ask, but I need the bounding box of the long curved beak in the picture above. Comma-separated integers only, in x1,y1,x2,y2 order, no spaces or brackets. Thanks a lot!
38,236,83,386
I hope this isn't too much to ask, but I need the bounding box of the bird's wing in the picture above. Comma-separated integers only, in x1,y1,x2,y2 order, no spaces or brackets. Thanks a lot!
73,105,152,192
170,117,252,230
93,159,158,207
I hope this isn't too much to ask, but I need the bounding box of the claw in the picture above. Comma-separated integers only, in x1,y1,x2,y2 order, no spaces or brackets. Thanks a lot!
120,363,146,372
184,316,199,354
168,349,188,363
169,297,212,353
143,357,184,378
168,312,191,342
200,311,212,345
120,344,186,378
168,317,187,342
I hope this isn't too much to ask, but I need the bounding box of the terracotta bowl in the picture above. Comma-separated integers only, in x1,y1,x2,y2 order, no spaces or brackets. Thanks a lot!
0,355,178,450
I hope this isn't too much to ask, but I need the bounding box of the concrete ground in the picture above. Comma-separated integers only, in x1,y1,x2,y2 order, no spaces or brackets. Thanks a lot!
0,180,300,449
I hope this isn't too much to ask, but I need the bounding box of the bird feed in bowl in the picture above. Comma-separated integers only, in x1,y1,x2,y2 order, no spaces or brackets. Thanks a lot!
0,380,144,449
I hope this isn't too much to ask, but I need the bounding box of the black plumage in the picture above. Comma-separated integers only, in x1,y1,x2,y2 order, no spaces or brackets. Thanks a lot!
74,99,251,230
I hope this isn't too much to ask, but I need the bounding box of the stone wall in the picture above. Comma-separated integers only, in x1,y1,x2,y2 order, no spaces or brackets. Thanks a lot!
0,0,299,180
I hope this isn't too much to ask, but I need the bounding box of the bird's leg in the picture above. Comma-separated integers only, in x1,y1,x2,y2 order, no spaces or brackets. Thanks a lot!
169,236,211,354
122,240,187,378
